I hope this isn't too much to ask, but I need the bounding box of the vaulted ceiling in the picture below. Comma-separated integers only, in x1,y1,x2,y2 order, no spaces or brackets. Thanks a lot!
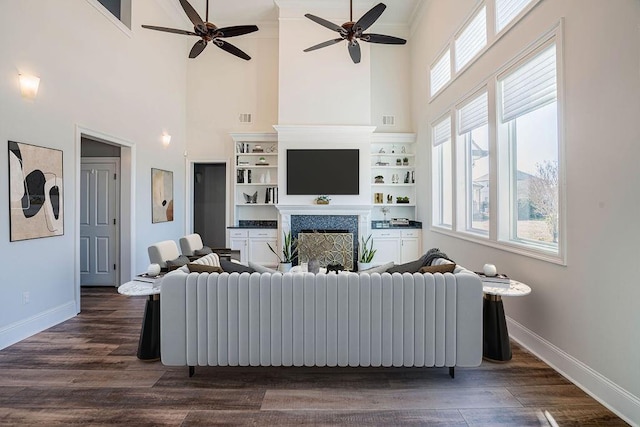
175,0,421,27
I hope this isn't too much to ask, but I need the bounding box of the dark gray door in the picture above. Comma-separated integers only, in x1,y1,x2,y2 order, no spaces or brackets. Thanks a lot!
194,163,226,248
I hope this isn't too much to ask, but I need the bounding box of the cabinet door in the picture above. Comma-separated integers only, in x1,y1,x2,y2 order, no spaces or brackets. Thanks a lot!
401,238,420,263
249,238,278,267
371,230,401,264
229,238,248,264
400,229,422,263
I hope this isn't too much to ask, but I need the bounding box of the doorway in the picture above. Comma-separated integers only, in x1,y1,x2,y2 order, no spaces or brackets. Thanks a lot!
193,163,226,248
80,138,121,287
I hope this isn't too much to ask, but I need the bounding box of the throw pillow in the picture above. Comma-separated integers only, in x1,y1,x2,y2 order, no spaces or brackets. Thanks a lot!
220,259,256,274
187,263,223,274
419,263,456,274
166,255,190,271
358,261,395,275
194,246,213,256
248,261,278,274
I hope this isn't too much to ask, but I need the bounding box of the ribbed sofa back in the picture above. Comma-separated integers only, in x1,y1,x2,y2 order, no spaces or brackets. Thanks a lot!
161,270,482,368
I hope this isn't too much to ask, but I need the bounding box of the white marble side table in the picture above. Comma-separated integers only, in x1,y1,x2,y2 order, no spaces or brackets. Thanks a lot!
118,280,162,361
482,279,531,362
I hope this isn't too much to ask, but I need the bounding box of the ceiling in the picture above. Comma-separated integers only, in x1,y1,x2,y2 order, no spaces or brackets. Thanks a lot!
183,0,422,26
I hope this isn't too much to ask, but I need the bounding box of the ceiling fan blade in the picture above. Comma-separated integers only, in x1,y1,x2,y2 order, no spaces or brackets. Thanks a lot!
355,3,386,32
348,40,361,64
215,25,259,38
361,33,407,45
141,25,197,36
214,39,251,61
304,38,343,52
179,0,204,27
189,40,207,58
304,14,344,33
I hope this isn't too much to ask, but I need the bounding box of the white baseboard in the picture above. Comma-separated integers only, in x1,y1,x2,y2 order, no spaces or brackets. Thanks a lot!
0,301,77,350
507,316,640,426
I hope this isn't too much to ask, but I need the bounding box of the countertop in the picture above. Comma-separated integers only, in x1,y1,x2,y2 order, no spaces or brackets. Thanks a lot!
371,220,423,229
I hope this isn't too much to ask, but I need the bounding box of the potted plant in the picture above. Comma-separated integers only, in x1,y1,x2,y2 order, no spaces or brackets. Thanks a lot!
396,158,402,166
358,235,377,271
315,195,331,205
403,157,409,166
374,175,384,184
396,196,410,204
267,231,298,272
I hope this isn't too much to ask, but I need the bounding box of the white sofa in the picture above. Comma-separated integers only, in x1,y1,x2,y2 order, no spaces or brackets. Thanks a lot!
160,258,483,376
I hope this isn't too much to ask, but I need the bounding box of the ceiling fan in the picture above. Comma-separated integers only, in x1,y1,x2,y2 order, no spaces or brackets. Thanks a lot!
303,1,407,64
142,0,258,60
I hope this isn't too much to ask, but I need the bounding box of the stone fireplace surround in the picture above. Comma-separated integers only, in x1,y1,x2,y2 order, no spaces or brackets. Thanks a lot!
277,205,372,268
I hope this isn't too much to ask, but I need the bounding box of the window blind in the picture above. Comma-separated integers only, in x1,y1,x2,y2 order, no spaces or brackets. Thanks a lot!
430,49,451,96
458,91,488,134
433,116,452,147
455,6,487,72
496,0,532,33
499,44,556,123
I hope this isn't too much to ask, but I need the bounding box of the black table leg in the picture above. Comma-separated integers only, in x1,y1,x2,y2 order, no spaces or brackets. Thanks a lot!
483,294,512,362
137,294,160,361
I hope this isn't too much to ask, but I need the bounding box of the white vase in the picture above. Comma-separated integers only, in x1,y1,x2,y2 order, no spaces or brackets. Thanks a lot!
278,262,292,273
358,262,372,271
266,170,271,184
147,263,161,277
483,263,497,276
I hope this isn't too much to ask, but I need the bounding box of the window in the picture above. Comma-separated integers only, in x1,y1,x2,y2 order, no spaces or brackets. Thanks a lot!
86,0,132,31
498,43,558,250
432,116,453,228
457,90,489,234
455,6,487,72
496,0,533,33
430,49,451,97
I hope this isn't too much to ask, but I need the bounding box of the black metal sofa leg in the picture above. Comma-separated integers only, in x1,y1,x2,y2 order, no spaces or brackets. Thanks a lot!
449,367,455,378
189,366,195,377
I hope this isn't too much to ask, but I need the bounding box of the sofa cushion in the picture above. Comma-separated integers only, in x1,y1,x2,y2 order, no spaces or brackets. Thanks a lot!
248,261,278,274
187,263,223,274
166,255,190,271
358,261,394,275
419,263,456,274
220,259,255,274
194,246,213,256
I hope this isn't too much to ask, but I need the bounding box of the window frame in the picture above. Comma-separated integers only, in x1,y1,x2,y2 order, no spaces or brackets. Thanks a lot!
454,5,488,73
85,0,132,36
431,114,454,230
430,22,566,265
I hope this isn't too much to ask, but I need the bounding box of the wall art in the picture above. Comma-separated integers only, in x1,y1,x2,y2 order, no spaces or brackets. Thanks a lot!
8,140,64,241
151,168,173,223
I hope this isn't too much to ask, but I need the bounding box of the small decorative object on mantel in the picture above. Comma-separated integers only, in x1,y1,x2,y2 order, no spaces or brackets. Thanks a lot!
315,195,331,205
374,175,384,184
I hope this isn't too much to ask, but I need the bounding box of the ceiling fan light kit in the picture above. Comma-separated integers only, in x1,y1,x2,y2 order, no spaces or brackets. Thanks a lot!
142,0,259,60
303,1,407,64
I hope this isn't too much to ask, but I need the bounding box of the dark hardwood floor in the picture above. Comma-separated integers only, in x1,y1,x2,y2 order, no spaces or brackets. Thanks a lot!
0,287,627,426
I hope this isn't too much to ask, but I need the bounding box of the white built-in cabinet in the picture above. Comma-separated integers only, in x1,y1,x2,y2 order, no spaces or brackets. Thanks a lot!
230,133,279,225
370,133,417,222
371,229,422,264
229,229,278,267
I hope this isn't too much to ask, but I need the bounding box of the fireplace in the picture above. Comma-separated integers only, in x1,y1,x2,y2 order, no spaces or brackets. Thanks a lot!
297,230,354,270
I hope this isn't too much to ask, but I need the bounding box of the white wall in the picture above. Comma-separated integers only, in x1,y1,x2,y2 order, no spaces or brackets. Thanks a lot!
0,0,188,347
411,0,640,421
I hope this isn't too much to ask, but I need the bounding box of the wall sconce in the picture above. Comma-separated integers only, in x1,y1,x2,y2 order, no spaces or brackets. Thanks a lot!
162,133,171,147
18,74,40,99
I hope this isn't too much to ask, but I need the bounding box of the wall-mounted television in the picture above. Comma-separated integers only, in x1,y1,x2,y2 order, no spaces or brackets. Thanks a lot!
287,149,359,195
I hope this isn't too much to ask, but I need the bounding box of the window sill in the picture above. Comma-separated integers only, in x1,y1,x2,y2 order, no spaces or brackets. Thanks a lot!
430,226,566,266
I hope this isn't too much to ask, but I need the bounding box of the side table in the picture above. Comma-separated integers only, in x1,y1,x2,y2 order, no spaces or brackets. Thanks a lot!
118,280,162,361
482,279,531,362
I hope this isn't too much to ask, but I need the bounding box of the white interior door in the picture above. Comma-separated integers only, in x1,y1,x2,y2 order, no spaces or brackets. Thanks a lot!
80,159,120,286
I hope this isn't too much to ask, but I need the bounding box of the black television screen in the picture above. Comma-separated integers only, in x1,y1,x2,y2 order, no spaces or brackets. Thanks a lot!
287,149,359,195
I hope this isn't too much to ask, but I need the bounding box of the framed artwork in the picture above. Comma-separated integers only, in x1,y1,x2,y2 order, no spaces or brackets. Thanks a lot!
8,140,64,241
151,168,173,223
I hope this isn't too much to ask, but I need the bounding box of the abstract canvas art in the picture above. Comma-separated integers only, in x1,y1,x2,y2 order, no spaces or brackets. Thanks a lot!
151,168,173,223
8,141,64,241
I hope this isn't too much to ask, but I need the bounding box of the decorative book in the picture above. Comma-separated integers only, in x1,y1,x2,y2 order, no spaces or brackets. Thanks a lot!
475,272,510,284
135,273,165,284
